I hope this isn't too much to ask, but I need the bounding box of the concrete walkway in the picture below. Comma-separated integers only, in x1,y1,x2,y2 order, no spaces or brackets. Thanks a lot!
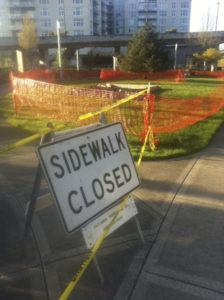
1,85,224,299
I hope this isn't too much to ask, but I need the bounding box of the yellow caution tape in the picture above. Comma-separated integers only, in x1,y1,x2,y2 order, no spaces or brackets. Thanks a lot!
0,123,65,155
137,125,151,167
59,193,130,300
59,126,150,300
78,89,147,122
149,126,155,152
0,89,147,156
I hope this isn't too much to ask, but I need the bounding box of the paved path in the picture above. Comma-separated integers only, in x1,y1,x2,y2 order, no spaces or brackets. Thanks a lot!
1,84,224,299
116,126,224,300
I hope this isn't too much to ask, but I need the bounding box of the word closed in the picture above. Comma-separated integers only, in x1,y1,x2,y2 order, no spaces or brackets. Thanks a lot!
37,122,140,233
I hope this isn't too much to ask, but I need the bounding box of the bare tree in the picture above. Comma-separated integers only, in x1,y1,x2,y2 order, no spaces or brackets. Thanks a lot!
190,9,218,50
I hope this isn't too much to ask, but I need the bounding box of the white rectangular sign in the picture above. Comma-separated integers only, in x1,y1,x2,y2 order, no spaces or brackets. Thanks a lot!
37,122,140,233
82,196,138,249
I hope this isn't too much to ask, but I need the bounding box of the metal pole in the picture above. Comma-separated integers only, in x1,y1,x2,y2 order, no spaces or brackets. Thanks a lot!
134,216,145,244
174,43,178,70
56,19,62,80
76,49,80,71
215,2,220,31
93,255,104,283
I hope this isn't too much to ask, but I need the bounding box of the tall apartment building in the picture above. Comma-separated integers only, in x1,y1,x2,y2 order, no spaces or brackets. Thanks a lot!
115,0,192,34
0,0,113,37
0,0,35,37
0,0,191,37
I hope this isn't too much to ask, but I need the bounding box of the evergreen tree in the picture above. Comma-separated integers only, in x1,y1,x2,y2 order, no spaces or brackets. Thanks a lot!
119,24,171,72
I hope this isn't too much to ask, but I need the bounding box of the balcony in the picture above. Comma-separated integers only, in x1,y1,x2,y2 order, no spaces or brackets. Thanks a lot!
10,12,34,19
10,14,23,20
138,14,156,20
8,1,35,8
138,5,156,12
10,23,22,30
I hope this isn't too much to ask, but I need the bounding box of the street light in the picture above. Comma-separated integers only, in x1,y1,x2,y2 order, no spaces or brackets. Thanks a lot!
174,43,178,70
215,2,220,31
56,19,62,80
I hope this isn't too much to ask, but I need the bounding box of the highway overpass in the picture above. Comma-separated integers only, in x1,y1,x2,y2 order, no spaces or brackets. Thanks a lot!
1,31,224,51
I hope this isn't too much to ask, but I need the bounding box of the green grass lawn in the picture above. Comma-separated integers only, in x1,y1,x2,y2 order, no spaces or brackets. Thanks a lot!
1,77,224,160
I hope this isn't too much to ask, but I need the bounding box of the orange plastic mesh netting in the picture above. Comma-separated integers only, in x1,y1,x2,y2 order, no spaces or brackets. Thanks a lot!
9,71,224,143
10,73,148,139
100,69,186,83
189,70,224,79
11,69,56,83
152,83,224,134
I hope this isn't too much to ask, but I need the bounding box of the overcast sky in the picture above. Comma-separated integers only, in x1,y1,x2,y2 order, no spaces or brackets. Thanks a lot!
190,0,224,31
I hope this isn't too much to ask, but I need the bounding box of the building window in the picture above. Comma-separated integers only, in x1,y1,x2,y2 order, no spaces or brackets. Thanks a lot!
171,2,176,9
128,3,136,9
40,8,50,16
159,26,166,33
171,10,175,16
58,0,63,4
39,0,49,4
180,18,188,24
128,27,135,33
159,3,167,9
59,7,64,16
40,19,51,27
180,25,188,32
72,0,83,3
181,10,188,16
171,18,176,25
129,11,137,18
128,19,135,26
74,29,84,35
73,7,83,16
59,18,64,27
181,2,189,8
159,18,166,25
159,10,167,17
73,19,83,26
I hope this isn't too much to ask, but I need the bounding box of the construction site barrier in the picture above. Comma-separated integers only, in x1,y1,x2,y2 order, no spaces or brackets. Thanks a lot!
8,71,224,147
10,69,56,83
189,70,224,79
55,69,100,80
11,69,186,85
152,83,224,134
10,72,152,141
100,69,186,83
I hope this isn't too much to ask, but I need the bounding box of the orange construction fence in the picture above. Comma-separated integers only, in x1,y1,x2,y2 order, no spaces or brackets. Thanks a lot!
100,69,186,83
10,69,56,83
9,71,224,145
55,69,100,80
152,83,224,134
10,72,150,140
189,70,224,79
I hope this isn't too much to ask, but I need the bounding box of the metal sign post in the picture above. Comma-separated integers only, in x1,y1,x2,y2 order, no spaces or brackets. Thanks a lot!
24,121,144,284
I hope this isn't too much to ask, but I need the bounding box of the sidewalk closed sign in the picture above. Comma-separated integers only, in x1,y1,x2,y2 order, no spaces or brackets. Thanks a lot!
37,122,140,233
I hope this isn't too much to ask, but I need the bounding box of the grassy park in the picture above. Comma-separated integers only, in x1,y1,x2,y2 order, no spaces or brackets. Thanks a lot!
1,77,224,160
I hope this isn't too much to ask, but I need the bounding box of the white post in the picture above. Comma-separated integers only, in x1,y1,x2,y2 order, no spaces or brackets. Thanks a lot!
174,43,178,70
76,49,80,71
56,19,62,80
113,56,118,71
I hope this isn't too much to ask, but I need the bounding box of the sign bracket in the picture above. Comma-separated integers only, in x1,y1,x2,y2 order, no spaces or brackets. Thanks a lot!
24,124,54,236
